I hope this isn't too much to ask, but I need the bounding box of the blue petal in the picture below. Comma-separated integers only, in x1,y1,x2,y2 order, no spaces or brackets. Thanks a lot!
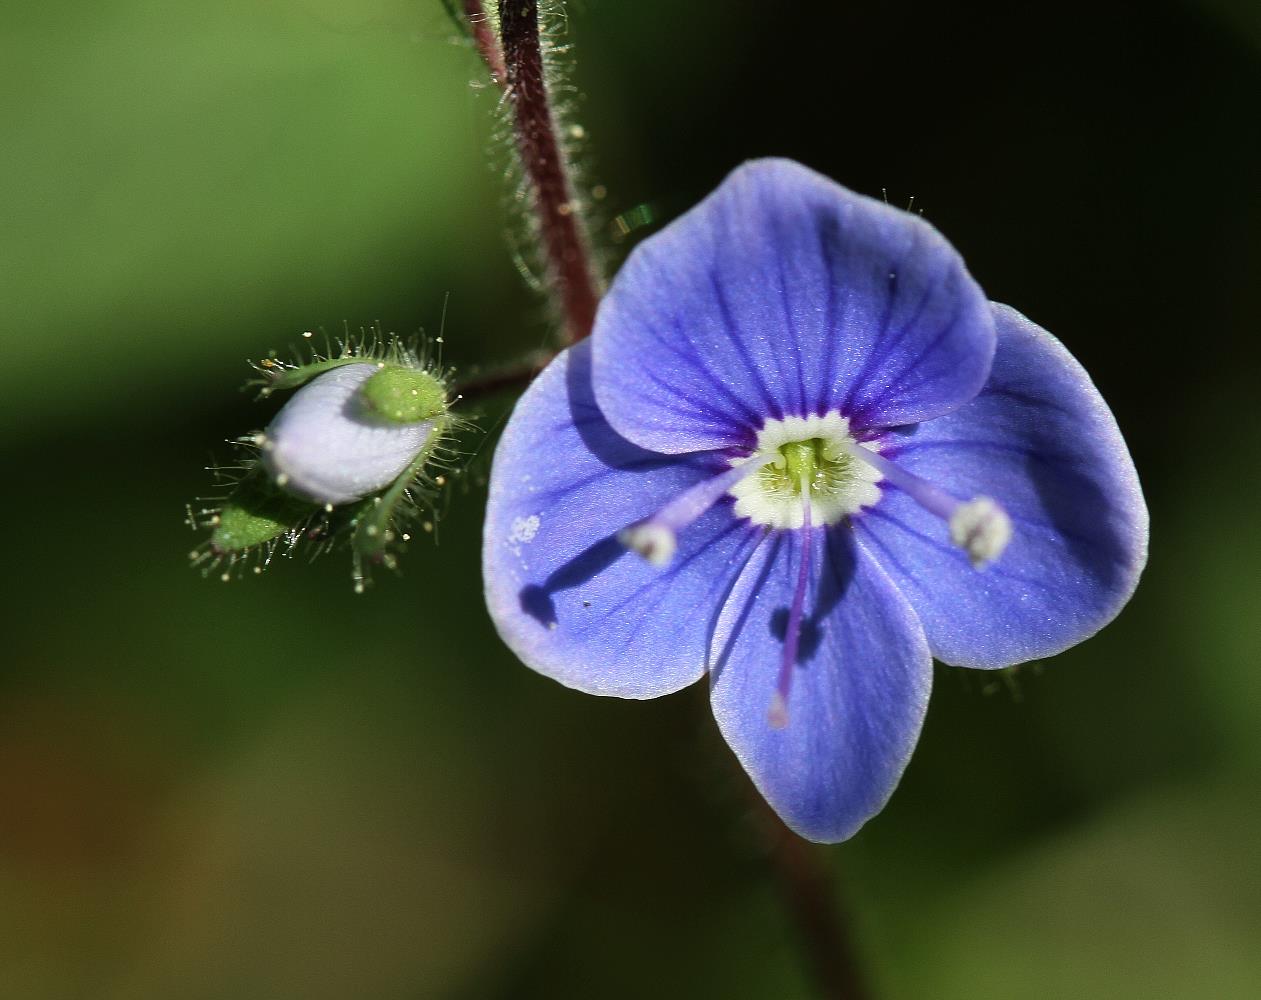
856,304,1149,668
483,341,764,698
592,158,995,454
709,527,932,843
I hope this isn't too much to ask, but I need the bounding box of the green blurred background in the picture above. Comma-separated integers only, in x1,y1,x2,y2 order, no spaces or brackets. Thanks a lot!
2,1,1259,997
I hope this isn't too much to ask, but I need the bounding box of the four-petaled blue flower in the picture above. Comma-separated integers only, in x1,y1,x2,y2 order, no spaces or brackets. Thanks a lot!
482,159,1148,842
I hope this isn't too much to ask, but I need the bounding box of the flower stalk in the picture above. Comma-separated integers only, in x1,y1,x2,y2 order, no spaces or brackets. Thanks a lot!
462,0,507,85
754,794,872,1000
492,0,602,344
449,349,556,404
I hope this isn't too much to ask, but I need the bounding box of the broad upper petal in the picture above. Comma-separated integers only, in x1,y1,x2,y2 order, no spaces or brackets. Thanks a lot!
483,341,763,698
592,158,995,454
709,527,932,843
856,304,1149,668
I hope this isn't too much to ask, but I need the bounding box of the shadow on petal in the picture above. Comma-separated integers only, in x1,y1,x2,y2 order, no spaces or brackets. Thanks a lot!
520,536,628,628
1025,450,1129,590
712,528,861,686
769,528,860,668
564,341,686,474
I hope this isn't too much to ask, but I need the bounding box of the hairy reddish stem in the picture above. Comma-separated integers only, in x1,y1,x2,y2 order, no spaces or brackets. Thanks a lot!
462,0,507,85
757,797,873,1000
450,350,555,404
498,0,601,344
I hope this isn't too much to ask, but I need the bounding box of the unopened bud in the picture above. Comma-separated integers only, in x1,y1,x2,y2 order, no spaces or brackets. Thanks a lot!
261,363,448,506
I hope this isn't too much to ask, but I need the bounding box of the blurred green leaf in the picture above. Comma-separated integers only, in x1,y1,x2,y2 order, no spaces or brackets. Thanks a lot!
0,1,499,430
872,776,1261,1000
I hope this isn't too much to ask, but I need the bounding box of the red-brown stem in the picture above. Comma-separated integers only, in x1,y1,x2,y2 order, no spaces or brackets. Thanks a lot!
462,0,507,85
498,0,601,345
753,794,873,1000
450,350,556,404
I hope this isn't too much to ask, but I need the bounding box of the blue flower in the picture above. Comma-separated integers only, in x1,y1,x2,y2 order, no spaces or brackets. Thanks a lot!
482,159,1148,842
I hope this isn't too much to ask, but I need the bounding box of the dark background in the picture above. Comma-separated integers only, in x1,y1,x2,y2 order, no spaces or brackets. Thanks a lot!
2,1,1259,996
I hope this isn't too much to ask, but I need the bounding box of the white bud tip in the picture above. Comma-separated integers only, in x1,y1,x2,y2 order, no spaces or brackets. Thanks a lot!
949,497,1012,568
768,693,789,730
618,522,676,567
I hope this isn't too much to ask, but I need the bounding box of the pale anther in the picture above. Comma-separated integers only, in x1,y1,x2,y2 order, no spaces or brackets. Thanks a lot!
949,497,1012,568
619,523,676,567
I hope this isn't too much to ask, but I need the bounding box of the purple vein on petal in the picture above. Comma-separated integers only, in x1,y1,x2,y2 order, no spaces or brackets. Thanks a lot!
605,522,759,663
700,524,771,676
706,268,782,420
637,351,759,431
812,216,843,416
846,280,952,422
708,532,785,684
757,183,806,416
860,507,1048,592
887,438,1087,468
642,317,765,430
873,306,967,407
772,234,809,417
535,454,706,508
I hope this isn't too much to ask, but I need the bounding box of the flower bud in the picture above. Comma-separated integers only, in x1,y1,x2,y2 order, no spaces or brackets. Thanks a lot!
260,363,448,506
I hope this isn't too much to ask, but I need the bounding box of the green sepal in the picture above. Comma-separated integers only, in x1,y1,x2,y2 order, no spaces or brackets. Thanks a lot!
255,356,377,395
348,414,452,589
210,473,319,554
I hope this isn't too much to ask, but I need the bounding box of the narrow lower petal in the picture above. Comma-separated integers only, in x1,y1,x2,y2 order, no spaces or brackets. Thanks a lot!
709,527,932,843
857,304,1149,668
592,159,995,454
484,342,761,698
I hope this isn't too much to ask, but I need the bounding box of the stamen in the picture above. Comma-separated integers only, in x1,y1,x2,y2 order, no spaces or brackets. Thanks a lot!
949,497,1012,568
769,473,813,729
846,443,1012,568
620,522,676,567
620,462,759,566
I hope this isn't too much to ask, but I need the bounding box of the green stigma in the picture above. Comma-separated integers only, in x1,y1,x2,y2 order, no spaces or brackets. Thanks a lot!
760,438,855,497
360,366,448,424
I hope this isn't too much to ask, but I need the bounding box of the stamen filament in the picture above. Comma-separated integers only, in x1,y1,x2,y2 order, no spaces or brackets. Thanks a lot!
846,442,1013,568
620,462,760,566
769,474,813,729
844,443,956,519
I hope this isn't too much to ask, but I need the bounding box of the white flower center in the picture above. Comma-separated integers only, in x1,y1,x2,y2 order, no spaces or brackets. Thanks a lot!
728,412,882,529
